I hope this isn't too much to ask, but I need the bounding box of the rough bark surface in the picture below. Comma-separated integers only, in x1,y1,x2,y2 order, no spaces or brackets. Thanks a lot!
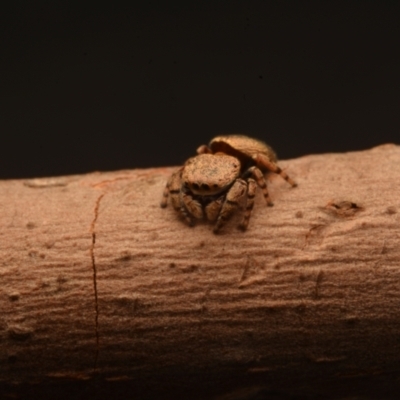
1,144,400,400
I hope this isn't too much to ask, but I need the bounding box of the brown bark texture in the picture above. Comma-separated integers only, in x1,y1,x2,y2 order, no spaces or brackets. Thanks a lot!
1,144,400,400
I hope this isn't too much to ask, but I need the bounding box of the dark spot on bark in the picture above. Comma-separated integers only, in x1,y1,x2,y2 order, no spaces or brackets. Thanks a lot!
323,200,364,218
386,206,397,215
343,316,359,326
8,292,20,301
181,265,199,273
57,275,67,284
118,252,132,262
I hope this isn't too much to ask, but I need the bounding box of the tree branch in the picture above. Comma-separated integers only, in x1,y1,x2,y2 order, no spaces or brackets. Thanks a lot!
1,144,400,399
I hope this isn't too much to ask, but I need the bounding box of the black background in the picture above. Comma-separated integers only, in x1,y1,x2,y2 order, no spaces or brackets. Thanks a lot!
1,1,399,179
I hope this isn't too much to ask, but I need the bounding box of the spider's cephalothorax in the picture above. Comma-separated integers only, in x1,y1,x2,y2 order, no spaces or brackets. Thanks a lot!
161,134,297,233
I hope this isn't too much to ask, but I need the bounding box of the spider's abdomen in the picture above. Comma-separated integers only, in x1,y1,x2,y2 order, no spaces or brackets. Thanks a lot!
209,134,277,165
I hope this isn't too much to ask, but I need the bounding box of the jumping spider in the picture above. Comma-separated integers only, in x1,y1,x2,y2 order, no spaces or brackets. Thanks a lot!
161,134,297,233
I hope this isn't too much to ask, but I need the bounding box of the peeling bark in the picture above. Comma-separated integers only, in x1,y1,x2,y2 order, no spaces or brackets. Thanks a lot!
1,144,400,400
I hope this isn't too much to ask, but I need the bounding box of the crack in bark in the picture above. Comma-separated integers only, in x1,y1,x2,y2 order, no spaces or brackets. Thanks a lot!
90,193,105,371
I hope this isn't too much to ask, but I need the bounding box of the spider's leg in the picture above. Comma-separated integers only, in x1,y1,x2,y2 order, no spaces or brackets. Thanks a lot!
160,169,182,209
196,145,212,155
253,154,297,187
238,178,257,231
180,188,203,226
246,166,274,206
213,179,247,233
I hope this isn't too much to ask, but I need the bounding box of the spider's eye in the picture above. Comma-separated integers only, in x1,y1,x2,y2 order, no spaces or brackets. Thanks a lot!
192,183,200,190
201,183,210,191
212,184,219,189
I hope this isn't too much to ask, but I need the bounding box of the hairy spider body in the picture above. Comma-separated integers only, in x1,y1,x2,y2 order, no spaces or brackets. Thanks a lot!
161,134,296,233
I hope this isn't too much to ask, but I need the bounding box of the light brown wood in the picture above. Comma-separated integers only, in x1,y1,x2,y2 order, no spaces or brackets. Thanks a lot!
1,144,400,399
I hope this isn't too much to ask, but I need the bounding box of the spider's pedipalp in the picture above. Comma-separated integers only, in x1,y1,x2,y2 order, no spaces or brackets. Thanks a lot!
205,197,224,222
179,204,196,226
213,179,247,233
181,191,203,221
253,153,297,187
